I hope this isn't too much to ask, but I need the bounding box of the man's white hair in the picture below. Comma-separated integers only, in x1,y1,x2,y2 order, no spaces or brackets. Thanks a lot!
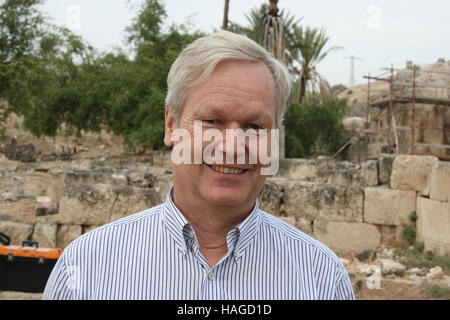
165,30,292,127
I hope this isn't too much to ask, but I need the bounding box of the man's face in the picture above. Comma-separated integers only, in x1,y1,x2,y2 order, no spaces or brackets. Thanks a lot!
164,60,277,209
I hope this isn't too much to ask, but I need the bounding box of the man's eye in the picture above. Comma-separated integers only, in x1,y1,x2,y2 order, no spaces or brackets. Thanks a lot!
203,120,217,124
248,124,264,130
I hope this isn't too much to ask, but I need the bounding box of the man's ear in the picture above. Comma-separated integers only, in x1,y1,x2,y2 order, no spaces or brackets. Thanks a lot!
164,106,175,147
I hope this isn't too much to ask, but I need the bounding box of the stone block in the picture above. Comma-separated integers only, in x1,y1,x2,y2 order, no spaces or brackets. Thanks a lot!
315,160,358,186
57,185,112,226
63,171,114,190
56,224,82,248
0,157,20,171
35,196,58,216
283,181,363,223
313,220,381,254
377,225,397,247
0,200,36,218
153,174,173,204
379,259,406,276
152,151,172,169
378,154,395,185
0,221,33,245
278,159,317,180
428,161,450,202
416,197,450,256
32,223,57,248
259,178,287,216
111,174,128,185
109,188,154,222
361,160,379,186
58,184,158,226
9,172,63,201
364,187,416,226
296,218,313,235
390,155,439,195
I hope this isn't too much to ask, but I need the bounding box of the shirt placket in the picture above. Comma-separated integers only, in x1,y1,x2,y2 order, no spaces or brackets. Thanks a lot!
195,229,239,300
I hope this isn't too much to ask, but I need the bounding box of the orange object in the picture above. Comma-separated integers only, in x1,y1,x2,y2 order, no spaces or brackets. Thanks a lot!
0,240,63,292
0,244,62,261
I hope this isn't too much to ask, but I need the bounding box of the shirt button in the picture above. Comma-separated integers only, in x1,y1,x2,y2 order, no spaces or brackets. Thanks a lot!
208,272,215,280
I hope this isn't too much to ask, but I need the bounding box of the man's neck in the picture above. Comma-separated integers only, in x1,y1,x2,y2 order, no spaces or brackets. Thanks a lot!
172,186,255,267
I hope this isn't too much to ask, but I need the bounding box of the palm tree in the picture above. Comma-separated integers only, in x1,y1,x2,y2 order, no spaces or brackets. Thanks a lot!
291,26,342,103
222,0,230,30
227,4,301,64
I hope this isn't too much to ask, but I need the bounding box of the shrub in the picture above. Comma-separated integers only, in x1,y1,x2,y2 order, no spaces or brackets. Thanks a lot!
285,96,350,158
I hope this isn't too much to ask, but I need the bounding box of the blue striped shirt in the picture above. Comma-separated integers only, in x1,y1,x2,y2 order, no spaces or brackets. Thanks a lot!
43,186,355,300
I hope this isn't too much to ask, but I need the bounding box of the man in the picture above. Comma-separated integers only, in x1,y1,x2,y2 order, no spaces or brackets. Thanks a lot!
43,31,354,300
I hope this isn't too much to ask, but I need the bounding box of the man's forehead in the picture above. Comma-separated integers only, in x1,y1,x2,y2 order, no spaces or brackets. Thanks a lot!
186,61,277,104
209,60,275,84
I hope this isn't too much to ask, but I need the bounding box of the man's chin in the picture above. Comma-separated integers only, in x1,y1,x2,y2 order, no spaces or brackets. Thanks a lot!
201,187,249,207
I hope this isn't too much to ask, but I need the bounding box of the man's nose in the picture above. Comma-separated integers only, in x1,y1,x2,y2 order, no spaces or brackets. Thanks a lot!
220,125,247,164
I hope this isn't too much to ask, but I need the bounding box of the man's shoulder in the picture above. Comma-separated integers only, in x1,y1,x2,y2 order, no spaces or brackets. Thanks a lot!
258,210,344,269
65,203,163,251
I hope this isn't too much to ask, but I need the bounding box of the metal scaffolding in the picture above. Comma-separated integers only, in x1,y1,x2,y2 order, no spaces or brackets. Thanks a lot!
364,64,450,160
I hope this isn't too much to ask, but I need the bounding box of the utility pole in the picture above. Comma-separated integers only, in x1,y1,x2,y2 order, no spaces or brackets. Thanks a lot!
222,0,230,30
345,55,363,88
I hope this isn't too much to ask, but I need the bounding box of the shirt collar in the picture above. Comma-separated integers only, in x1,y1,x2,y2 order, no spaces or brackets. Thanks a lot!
161,185,261,260
162,186,190,255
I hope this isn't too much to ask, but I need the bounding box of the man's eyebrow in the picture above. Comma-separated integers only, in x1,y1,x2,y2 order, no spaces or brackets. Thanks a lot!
193,105,274,126
191,105,224,117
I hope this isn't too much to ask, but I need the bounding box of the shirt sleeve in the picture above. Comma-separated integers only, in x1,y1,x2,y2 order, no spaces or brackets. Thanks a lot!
334,272,355,300
42,252,74,300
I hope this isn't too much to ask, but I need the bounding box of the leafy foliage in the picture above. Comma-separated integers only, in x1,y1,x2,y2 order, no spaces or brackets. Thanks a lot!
0,0,203,150
1,0,348,157
290,26,342,102
428,285,450,300
398,242,450,271
103,1,204,150
0,0,95,134
285,97,350,158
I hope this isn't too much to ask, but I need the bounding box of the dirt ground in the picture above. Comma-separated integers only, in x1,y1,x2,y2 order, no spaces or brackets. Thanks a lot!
355,279,435,300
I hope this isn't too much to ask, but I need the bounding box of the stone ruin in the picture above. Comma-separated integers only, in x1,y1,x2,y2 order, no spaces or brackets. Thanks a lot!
1,110,450,298
1,150,449,258
343,59,450,162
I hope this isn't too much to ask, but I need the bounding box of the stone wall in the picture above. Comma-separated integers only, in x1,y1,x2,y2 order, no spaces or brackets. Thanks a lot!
262,154,449,255
1,153,449,256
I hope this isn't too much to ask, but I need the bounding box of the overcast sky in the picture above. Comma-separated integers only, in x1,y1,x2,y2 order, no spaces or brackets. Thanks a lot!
40,0,449,86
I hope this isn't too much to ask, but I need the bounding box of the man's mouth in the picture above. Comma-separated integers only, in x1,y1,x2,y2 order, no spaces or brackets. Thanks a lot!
207,164,247,174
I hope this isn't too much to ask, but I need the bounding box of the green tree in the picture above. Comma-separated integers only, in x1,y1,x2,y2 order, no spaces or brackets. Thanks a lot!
0,0,94,136
101,0,204,150
285,97,350,158
0,0,203,151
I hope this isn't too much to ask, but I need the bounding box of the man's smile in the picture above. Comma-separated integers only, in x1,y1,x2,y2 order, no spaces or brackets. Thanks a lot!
205,163,254,177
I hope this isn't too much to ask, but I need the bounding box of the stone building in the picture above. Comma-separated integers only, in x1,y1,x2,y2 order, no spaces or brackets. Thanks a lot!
343,59,450,162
